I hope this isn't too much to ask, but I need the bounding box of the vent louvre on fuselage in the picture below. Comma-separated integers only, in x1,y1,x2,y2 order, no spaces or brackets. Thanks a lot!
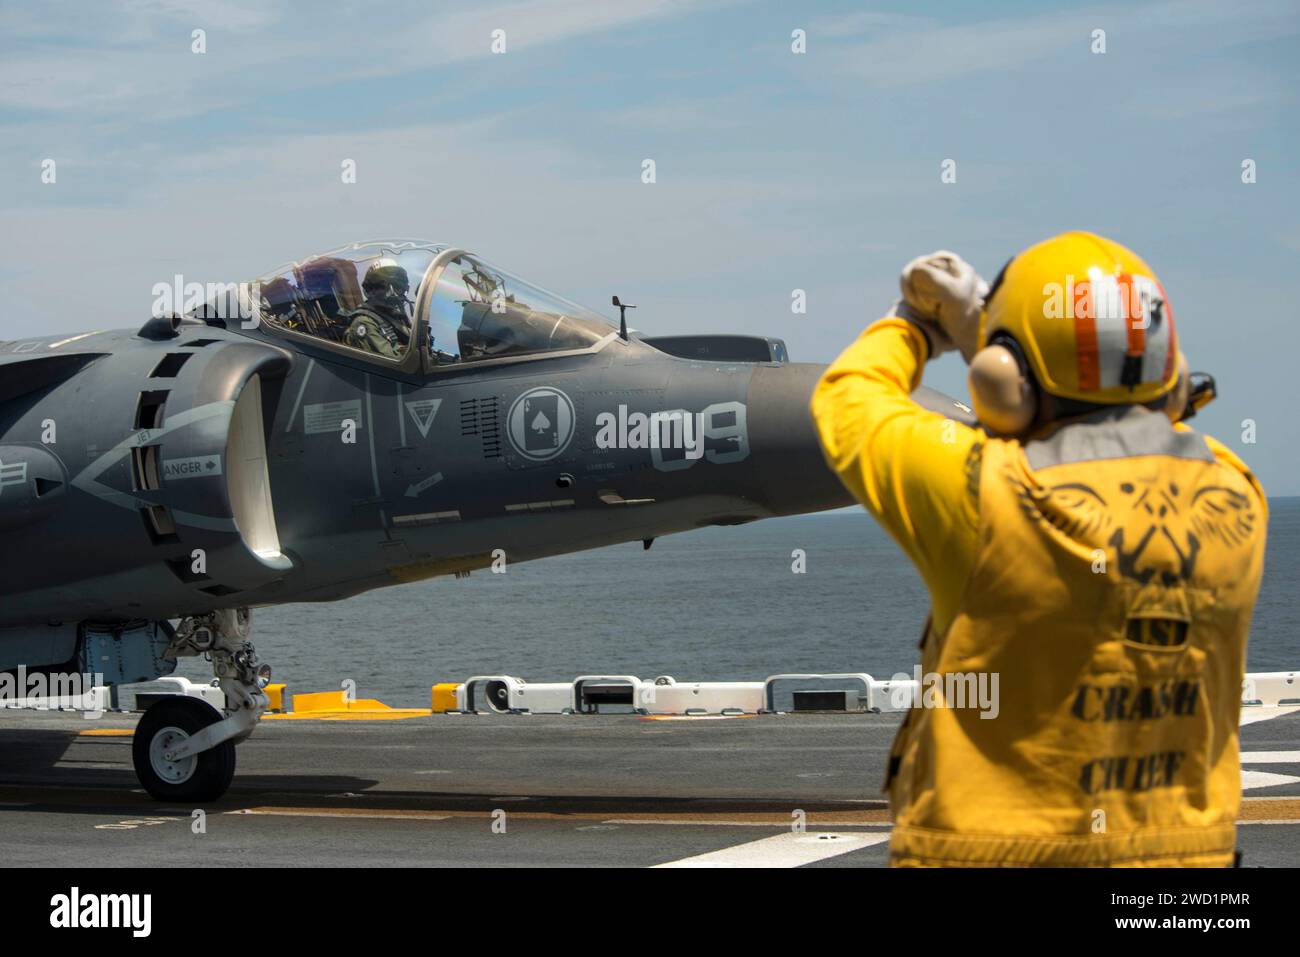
166,556,210,584
134,390,169,430
460,397,501,459
131,445,163,492
140,504,179,545
149,353,191,378
200,584,241,597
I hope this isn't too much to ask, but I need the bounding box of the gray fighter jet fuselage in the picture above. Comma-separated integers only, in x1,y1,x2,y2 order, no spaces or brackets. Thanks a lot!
0,240,968,800
0,320,849,621
0,241,968,634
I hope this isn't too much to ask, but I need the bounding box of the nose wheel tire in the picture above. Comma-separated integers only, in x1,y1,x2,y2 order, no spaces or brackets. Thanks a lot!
132,696,237,802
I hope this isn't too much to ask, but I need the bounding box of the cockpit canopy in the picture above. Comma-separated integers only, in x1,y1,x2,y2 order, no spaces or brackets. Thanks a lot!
427,253,612,365
213,240,616,371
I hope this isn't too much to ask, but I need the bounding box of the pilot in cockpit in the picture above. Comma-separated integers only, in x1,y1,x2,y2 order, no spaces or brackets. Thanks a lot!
343,260,414,359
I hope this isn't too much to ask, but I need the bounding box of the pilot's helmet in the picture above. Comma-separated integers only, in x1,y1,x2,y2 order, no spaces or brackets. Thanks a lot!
361,259,411,307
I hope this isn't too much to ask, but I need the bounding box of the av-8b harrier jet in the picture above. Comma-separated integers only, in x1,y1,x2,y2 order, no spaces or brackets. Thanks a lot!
0,240,969,801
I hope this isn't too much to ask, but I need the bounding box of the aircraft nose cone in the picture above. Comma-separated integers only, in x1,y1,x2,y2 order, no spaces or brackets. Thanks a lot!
745,363,855,515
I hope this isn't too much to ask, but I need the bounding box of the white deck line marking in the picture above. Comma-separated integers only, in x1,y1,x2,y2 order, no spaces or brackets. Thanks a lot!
1240,706,1300,727
227,808,452,822
1238,820,1300,825
1240,751,1300,764
1241,770,1300,790
654,831,888,868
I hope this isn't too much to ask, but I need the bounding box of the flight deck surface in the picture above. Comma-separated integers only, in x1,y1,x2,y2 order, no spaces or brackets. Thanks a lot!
1,708,1297,868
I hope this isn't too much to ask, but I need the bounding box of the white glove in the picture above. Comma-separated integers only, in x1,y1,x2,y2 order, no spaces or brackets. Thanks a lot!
895,251,988,363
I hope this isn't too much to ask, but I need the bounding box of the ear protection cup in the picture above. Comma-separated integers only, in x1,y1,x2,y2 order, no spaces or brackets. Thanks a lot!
1163,351,1191,423
968,338,1037,436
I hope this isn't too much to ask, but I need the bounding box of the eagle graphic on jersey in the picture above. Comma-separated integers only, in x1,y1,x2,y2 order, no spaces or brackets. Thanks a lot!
1010,472,1258,587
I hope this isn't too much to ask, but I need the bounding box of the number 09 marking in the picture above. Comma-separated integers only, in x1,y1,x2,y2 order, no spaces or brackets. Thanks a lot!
651,401,748,472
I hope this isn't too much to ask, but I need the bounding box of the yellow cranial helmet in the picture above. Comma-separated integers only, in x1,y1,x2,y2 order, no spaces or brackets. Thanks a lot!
980,231,1179,406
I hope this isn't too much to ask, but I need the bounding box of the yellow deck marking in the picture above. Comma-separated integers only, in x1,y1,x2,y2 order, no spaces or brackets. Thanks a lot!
225,805,890,826
77,729,133,736
277,689,430,719
221,801,1296,829
637,714,758,721
598,808,890,825
1239,797,1300,821
262,709,432,721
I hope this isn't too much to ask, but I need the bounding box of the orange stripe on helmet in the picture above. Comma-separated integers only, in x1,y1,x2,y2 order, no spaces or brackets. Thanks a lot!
1073,278,1100,391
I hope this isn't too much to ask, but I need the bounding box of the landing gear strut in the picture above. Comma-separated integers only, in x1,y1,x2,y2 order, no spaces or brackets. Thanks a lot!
131,608,269,802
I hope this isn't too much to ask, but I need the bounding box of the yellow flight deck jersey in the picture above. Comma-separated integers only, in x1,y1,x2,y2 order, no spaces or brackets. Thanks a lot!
812,317,1268,867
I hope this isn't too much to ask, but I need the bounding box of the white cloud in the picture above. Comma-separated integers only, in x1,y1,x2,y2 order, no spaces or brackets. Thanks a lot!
820,0,1300,89
0,0,732,115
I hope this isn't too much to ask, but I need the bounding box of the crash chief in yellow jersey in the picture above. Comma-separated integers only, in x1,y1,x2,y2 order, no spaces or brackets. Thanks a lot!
811,232,1266,867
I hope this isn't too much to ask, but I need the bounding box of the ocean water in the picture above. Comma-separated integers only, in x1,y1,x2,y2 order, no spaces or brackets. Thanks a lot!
176,499,1300,708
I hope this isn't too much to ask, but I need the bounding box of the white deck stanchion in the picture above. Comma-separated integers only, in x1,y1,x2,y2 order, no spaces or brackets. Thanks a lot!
1242,672,1299,707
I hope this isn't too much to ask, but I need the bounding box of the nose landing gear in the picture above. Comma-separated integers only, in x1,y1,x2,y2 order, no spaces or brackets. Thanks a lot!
132,696,236,801
131,608,269,802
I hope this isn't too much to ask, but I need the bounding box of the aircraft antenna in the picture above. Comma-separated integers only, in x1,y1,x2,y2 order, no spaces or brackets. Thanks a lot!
612,295,635,341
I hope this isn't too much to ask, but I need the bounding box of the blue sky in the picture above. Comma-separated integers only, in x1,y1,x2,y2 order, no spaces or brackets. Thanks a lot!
2,0,1298,490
